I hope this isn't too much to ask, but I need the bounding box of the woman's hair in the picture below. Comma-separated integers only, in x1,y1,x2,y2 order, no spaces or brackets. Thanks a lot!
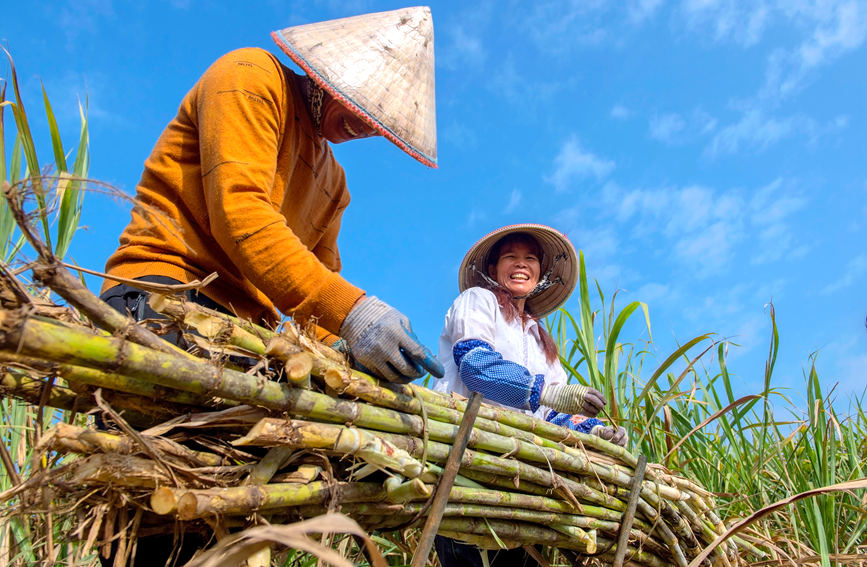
486,233,559,364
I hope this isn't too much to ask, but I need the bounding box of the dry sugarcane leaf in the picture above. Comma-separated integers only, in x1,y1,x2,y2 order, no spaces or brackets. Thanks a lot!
141,405,268,437
182,513,387,567
68,453,173,488
687,477,867,567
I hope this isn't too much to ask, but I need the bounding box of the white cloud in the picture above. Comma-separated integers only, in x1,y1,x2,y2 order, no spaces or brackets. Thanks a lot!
635,282,675,304
568,226,621,263
503,189,522,214
602,180,809,276
799,1,866,67
649,113,687,143
440,25,487,70
520,0,611,53
707,109,803,156
545,137,615,192
628,0,664,23
820,254,867,295
673,220,740,275
438,2,494,70
611,104,631,120
748,178,808,264
649,109,717,145
489,56,560,104
762,1,867,100
724,313,769,360
681,0,770,47
58,0,115,49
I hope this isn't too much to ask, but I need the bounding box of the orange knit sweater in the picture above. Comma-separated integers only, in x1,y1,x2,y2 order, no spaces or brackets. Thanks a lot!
103,48,365,338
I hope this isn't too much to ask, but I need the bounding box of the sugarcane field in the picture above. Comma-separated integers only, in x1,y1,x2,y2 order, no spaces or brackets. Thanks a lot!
2,3,867,567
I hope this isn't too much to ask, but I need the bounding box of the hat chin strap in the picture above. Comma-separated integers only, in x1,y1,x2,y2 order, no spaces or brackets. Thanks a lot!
470,252,568,302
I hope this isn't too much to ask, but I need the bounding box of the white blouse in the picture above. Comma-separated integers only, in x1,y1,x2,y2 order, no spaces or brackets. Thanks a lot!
432,287,565,420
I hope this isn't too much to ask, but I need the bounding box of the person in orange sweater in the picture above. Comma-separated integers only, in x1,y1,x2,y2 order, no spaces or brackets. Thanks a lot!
101,7,443,385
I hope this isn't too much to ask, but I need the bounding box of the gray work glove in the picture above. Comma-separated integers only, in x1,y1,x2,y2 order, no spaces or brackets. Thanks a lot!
339,296,444,383
591,424,628,447
539,384,606,416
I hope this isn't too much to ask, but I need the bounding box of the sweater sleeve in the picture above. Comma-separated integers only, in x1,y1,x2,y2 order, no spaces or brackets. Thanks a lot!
195,49,362,334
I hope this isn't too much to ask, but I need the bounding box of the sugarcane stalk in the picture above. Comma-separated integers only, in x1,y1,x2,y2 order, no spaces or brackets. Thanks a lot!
2,308,692,511
384,477,430,503
243,447,294,486
435,517,597,554
310,500,665,555
149,294,267,355
0,369,192,427
234,420,426,480
327,365,637,461
0,313,647,508
44,422,226,467
152,294,346,368
234,419,623,511
0,302,732,564
283,352,313,388
324,367,688,505
1,371,82,411
0,351,216,408
26,262,193,360
151,481,385,520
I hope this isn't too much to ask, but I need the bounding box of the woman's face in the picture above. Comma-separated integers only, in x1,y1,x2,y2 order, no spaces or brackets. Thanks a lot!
490,240,541,298
319,94,379,144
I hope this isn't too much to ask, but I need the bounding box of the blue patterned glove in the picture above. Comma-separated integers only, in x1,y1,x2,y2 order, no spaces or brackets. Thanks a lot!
339,296,444,383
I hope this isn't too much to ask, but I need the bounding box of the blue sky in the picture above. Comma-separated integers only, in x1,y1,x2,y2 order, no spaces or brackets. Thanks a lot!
3,1,866,409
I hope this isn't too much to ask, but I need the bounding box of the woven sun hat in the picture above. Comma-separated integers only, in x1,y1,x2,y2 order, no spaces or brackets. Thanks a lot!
458,223,579,318
272,6,437,168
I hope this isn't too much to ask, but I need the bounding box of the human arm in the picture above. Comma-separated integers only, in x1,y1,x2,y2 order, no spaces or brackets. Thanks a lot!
446,289,602,413
546,412,628,446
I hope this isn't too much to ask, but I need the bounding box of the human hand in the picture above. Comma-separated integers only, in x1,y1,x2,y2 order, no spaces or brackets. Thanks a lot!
591,424,628,447
339,296,444,383
539,384,606,416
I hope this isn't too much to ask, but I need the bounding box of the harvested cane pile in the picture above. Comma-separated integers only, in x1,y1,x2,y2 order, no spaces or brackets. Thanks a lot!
0,260,761,566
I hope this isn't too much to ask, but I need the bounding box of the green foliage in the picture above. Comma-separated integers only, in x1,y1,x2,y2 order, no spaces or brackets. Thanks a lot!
549,251,867,563
1,51,94,566
1,46,89,262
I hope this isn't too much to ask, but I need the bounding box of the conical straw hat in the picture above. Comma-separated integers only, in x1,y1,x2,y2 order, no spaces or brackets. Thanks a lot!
458,224,578,318
272,6,437,168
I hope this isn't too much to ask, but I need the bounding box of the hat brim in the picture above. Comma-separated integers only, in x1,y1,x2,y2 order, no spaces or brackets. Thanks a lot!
271,6,437,168
458,224,578,318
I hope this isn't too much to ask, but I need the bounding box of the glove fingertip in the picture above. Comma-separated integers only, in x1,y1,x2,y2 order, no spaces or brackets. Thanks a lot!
424,356,445,378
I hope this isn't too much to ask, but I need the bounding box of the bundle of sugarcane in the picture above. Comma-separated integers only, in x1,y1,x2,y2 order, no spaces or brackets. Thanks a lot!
0,259,762,567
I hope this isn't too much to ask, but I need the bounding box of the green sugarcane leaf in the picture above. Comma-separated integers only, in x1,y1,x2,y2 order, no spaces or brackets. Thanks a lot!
56,98,89,259
2,47,52,250
42,82,68,172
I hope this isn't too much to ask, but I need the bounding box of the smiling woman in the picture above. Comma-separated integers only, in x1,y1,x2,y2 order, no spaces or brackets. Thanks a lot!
430,223,627,566
487,233,542,312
